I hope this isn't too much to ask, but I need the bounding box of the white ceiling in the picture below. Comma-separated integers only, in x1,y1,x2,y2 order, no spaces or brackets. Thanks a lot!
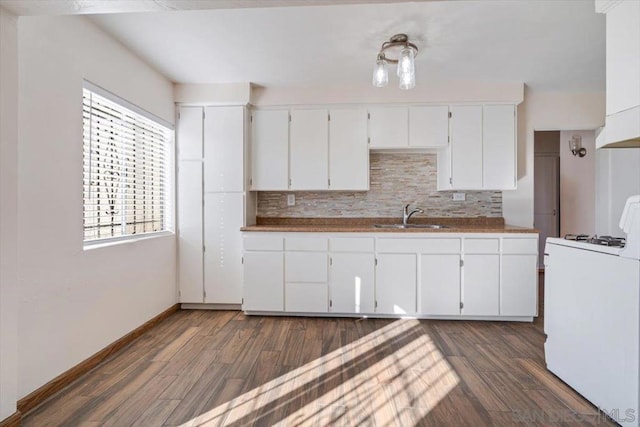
20,0,607,91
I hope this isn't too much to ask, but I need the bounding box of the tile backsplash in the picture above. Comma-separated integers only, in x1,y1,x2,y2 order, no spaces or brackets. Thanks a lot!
257,152,502,218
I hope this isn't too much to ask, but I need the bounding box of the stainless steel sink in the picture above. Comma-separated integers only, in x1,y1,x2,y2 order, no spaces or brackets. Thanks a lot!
373,224,450,229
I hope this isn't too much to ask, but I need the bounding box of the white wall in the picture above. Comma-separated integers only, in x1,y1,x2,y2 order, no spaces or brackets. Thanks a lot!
559,130,596,236
595,148,640,236
18,15,176,398
503,89,606,227
0,6,19,422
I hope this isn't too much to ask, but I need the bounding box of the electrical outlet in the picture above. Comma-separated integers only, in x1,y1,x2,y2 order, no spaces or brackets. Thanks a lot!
453,192,466,201
287,194,295,206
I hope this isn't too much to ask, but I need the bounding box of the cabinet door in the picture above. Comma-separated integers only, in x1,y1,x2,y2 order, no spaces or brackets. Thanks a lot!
368,107,409,148
204,106,244,192
285,283,328,313
436,147,453,191
177,107,203,160
409,105,449,148
483,105,516,190
251,110,289,190
329,108,369,190
177,160,203,303
376,254,416,314
243,252,284,311
290,109,329,190
501,254,538,316
606,0,640,115
463,254,499,315
329,253,375,313
420,254,461,315
204,193,244,304
450,105,482,189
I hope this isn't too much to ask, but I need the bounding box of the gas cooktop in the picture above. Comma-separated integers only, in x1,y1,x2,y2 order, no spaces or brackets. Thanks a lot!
564,234,626,248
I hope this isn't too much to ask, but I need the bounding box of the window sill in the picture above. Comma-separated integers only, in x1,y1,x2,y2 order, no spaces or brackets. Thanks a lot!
83,231,174,251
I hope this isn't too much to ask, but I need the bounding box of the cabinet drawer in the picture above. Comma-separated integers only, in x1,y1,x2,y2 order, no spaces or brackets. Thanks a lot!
285,283,327,313
464,238,500,253
502,238,538,254
285,252,328,282
244,235,283,251
376,238,460,254
329,238,374,252
285,237,328,252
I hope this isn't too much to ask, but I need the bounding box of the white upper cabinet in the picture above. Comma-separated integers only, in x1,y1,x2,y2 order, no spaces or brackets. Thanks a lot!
177,107,203,160
251,109,289,191
290,109,329,190
409,106,450,148
483,105,516,190
605,0,640,116
439,104,517,190
204,106,245,193
368,106,409,148
450,105,483,189
329,108,369,191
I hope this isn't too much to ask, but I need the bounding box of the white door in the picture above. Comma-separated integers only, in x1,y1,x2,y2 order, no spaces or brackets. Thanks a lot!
375,254,417,314
420,254,461,315
329,253,375,313
409,105,449,148
290,109,329,190
483,105,516,190
251,109,289,190
368,107,409,148
436,148,453,191
177,160,203,303
243,252,284,311
534,155,559,268
204,106,244,193
463,254,499,315
177,107,203,160
451,105,483,189
204,193,244,304
329,108,369,190
501,254,538,316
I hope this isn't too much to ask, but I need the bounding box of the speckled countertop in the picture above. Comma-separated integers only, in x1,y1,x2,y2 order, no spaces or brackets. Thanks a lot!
241,217,538,233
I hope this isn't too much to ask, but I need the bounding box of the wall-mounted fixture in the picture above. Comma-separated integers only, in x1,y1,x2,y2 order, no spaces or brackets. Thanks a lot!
372,34,418,90
569,135,587,157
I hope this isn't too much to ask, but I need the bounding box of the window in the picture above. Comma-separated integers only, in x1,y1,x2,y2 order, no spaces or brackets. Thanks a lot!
82,82,173,243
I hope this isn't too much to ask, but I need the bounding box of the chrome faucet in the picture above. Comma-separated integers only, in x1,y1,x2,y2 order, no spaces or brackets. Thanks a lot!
403,204,424,225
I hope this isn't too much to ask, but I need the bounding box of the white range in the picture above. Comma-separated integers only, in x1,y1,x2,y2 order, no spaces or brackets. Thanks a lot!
544,195,640,426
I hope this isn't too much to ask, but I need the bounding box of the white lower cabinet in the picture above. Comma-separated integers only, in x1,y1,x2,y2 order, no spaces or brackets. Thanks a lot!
285,283,328,312
285,242,329,313
242,233,538,320
420,254,461,315
329,253,375,314
501,254,538,316
463,254,500,316
242,251,284,312
375,254,417,315
204,193,244,304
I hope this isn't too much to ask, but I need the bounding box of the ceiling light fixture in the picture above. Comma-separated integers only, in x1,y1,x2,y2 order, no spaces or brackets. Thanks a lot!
372,34,418,90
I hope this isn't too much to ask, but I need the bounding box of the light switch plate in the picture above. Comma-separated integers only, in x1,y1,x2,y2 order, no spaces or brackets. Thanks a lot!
287,194,295,206
453,192,466,201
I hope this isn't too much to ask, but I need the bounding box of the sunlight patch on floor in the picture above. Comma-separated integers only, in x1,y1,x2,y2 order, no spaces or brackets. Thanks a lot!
182,319,460,427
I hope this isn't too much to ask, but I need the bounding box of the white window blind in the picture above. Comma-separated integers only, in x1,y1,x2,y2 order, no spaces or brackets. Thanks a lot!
83,85,172,243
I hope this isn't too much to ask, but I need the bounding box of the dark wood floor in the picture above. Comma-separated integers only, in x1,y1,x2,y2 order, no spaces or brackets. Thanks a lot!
24,275,615,426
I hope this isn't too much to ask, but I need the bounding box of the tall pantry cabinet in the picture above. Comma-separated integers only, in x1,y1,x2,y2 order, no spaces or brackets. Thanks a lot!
177,105,253,305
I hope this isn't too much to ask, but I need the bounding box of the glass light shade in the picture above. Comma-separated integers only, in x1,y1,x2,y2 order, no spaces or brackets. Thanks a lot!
397,46,415,77
397,46,416,90
372,58,389,87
